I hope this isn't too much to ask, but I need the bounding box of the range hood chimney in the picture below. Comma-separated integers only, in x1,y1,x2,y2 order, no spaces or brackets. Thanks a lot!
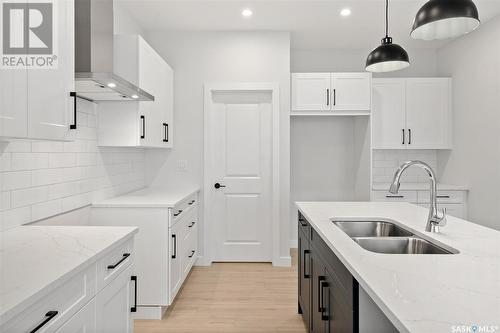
75,0,154,102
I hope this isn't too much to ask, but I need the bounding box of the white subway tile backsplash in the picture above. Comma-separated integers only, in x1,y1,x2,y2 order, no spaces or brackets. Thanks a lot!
0,99,145,230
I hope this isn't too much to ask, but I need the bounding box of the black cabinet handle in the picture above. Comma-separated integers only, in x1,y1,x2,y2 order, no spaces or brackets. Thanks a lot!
30,311,58,333
130,275,138,313
188,200,195,205
326,88,330,106
171,234,177,259
163,123,169,142
107,253,130,270
321,282,330,321
318,276,325,312
333,89,336,106
437,195,451,199
188,221,196,228
402,129,405,145
188,250,196,258
173,210,183,217
303,249,310,279
386,195,404,198
69,92,77,129
140,115,145,139
408,128,412,145
299,218,307,227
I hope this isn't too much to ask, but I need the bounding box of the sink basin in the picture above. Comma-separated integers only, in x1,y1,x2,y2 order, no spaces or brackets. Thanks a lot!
352,237,455,255
332,220,414,237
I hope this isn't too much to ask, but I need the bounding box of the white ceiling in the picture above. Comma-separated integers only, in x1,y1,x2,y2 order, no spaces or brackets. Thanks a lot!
117,0,500,50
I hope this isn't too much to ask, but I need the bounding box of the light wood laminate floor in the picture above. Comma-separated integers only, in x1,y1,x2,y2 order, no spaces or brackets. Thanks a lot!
135,250,307,333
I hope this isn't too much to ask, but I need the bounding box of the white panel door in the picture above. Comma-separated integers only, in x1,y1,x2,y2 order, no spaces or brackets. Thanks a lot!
209,90,273,261
27,0,75,140
55,299,96,333
372,79,406,149
331,73,371,111
405,78,452,149
291,73,331,111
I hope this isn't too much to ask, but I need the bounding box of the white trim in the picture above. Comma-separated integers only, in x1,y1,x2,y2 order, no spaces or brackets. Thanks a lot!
133,306,167,320
203,82,281,266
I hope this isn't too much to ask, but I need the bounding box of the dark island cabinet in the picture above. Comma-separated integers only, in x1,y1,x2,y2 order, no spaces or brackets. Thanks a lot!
298,213,359,333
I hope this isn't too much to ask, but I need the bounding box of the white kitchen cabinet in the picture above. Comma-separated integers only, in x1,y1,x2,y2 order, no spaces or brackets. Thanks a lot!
0,0,76,141
291,72,371,113
96,264,134,333
54,299,96,333
97,35,174,148
90,188,199,319
372,78,452,149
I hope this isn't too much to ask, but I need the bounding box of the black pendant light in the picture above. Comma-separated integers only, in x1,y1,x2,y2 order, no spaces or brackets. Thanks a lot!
366,0,410,73
411,0,480,41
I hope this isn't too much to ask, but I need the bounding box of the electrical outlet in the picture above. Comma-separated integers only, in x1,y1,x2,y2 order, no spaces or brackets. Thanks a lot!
177,159,187,172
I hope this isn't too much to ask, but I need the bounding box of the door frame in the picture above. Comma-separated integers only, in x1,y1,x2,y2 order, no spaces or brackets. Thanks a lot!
203,82,280,266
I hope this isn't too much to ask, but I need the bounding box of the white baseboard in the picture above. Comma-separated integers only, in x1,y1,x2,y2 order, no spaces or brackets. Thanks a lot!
194,255,211,266
133,306,167,320
289,239,298,249
273,255,291,267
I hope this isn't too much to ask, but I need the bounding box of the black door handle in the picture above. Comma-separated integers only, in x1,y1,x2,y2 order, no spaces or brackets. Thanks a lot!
171,234,177,258
107,253,130,270
29,311,58,333
214,183,226,189
303,249,310,279
402,129,405,145
69,92,77,129
130,275,138,312
140,115,145,139
326,88,330,106
333,89,336,106
163,123,169,142
408,128,412,145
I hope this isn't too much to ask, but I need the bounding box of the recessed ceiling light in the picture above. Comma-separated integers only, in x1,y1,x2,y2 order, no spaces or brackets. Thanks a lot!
340,8,351,17
131,94,139,99
242,8,253,17
107,82,116,88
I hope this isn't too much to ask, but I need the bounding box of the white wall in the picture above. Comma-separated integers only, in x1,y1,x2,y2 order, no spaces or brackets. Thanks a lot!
436,17,500,230
143,31,291,263
0,99,145,231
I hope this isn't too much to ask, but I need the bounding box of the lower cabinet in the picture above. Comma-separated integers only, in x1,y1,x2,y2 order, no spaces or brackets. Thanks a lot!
298,213,358,333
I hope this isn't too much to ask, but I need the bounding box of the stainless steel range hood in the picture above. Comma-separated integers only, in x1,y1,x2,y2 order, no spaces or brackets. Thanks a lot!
75,0,154,102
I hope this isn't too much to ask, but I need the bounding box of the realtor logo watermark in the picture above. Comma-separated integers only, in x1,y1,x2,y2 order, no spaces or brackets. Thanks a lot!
452,325,499,333
1,0,58,68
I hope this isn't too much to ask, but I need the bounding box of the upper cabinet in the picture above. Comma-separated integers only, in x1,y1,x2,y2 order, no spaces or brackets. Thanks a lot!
291,72,371,114
97,35,174,148
0,0,75,141
372,78,452,150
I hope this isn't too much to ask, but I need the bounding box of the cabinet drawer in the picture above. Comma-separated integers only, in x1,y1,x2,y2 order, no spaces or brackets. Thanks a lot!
96,238,134,291
182,220,198,276
171,193,198,226
417,190,465,204
371,190,417,203
1,264,96,333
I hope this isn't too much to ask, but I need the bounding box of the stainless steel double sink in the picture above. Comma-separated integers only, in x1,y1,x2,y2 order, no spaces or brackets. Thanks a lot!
332,220,457,254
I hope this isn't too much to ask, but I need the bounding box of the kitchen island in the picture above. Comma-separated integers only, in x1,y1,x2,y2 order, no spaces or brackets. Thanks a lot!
296,201,500,333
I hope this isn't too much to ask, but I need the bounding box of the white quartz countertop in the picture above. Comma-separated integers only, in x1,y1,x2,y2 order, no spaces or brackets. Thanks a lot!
296,202,500,333
372,182,469,191
0,225,138,325
92,186,200,208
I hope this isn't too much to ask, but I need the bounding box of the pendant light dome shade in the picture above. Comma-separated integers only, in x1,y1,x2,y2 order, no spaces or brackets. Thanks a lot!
411,0,480,40
366,37,410,72
366,0,410,73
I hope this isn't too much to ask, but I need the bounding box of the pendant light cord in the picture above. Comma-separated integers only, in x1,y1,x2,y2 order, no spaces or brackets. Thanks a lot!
385,0,389,37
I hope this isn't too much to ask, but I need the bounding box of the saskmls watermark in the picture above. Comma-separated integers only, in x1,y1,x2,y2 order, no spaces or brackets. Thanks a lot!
451,325,499,333
1,0,58,69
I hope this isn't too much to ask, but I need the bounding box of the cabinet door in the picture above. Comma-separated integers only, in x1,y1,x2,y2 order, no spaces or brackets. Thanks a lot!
372,79,406,149
324,268,354,333
291,73,331,111
405,78,452,149
95,264,133,333
310,251,326,333
27,0,75,140
169,220,184,302
331,73,371,111
298,229,311,330
55,299,96,333
160,62,174,148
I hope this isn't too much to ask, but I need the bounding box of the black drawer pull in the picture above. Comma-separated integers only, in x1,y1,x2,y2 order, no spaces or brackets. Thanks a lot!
107,253,130,270
437,195,451,199
188,221,196,228
140,115,145,139
188,250,196,258
29,311,58,333
318,276,325,312
303,249,310,279
188,200,195,205
69,92,77,129
173,210,183,217
171,234,177,259
130,275,138,313
386,195,404,198
163,123,169,142
299,218,307,227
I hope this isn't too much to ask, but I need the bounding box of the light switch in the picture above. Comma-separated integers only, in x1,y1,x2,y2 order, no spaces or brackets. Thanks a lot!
177,159,187,172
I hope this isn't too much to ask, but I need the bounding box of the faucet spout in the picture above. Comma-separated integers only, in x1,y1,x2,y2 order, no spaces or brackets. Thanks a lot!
389,160,447,232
